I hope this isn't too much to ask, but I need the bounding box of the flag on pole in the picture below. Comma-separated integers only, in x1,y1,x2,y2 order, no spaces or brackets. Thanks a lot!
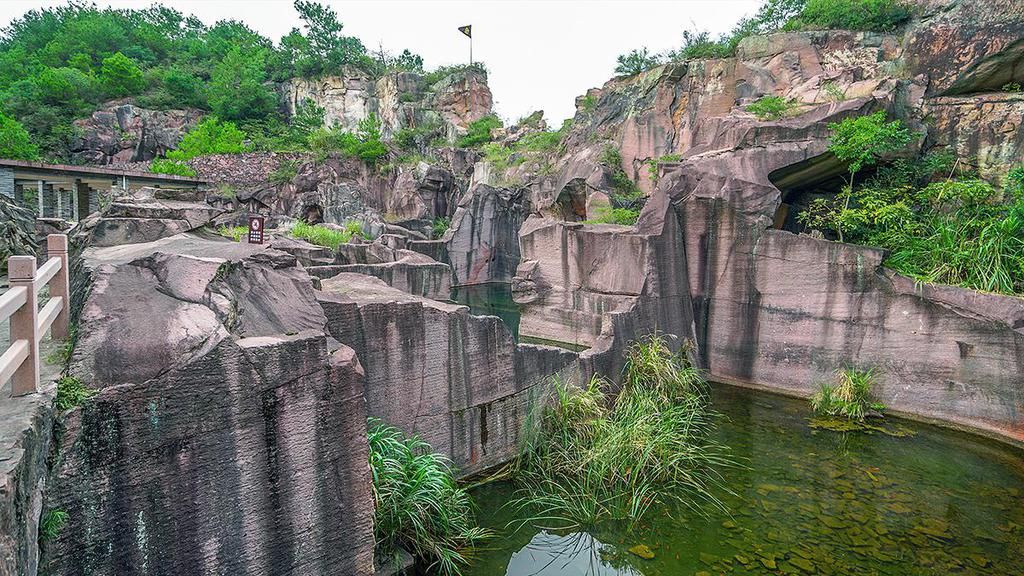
458,25,472,38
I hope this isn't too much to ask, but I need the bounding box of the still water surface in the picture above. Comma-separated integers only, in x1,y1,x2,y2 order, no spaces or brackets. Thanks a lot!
466,384,1024,576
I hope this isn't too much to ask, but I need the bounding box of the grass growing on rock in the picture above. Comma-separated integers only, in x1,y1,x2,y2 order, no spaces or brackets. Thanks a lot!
810,368,884,421
369,419,490,576
510,335,733,530
217,225,246,242
55,376,95,411
289,220,366,249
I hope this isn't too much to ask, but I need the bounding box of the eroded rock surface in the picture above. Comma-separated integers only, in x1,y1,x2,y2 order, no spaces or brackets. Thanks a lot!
71,103,203,165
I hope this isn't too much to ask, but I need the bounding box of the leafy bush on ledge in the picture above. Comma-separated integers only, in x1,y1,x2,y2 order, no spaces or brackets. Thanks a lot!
810,368,884,421
290,220,366,249
747,95,796,120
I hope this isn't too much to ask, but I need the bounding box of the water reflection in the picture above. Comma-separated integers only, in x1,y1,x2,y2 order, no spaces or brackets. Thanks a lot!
506,532,641,576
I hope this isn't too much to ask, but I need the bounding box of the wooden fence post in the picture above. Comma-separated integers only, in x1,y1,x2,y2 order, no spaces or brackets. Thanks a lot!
47,235,70,340
8,256,38,396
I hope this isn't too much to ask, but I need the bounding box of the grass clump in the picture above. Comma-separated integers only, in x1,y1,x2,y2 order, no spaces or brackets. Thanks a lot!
55,376,95,411
217,225,247,242
431,217,451,239
810,368,884,421
456,115,502,148
149,158,196,177
747,95,795,120
290,220,366,249
369,419,489,576
584,207,641,226
512,335,732,530
268,159,299,185
39,509,68,541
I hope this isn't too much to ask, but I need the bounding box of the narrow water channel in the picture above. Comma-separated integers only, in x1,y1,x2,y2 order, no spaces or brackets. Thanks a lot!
466,384,1024,576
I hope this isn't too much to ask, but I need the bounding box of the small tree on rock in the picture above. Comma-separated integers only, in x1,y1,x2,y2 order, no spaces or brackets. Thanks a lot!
615,48,661,77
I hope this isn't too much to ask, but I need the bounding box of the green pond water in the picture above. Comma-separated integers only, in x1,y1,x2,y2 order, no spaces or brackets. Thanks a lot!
451,283,521,339
465,384,1024,576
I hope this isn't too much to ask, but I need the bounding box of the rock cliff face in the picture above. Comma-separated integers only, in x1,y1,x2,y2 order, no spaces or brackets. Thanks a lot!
43,236,376,576
513,0,1024,444
71,103,203,165
317,273,579,476
280,68,493,138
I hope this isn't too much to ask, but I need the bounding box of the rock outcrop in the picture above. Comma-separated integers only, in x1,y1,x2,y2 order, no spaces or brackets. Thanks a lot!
44,237,376,576
71,103,203,165
0,195,37,274
317,273,579,476
447,184,531,286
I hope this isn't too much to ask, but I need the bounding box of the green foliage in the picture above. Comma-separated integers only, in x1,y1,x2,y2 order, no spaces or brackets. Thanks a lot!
646,154,682,184
614,48,662,76
393,119,443,152
512,335,732,529
209,46,276,121
790,0,913,31
99,51,145,97
276,1,381,78
829,111,913,184
811,368,882,421
269,159,299,185
665,0,806,62
599,144,641,199
307,114,388,164
55,376,95,411
217,225,246,241
290,220,366,249
799,154,1024,295
822,81,847,102
747,95,795,120
456,115,502,148
0,113,39,160
167,117,247,161
1002,82,1023,93
39,509,68,542
149,158,196,176
584,207,641,226
368,419,490,575
431,217,451,239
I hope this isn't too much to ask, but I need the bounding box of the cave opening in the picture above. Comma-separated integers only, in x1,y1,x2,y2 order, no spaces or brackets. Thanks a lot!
767,152,851,236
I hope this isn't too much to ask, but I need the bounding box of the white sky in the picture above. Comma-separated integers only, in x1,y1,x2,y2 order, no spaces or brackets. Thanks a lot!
0,0,761,124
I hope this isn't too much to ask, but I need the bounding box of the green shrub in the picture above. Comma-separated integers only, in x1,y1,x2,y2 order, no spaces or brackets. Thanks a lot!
456,115,502,148
99,51,145,97
368,419,489,576
269,159,299,185
420,63,487,88
0,112,39,160
599,144,641,199
810,368,883,420
822,81,847,102
307,114,388,164
39,509,68,542
217,225,246,242
431,217,450,239
55,376,95,411
584,207,641,226
168,117,247,161
290,220,366,249
614,47,661,76
791,0,913,31
512,335,732,529
646,153,682,183
149,158,196,177
747,95,795,120
1003,82,1023,93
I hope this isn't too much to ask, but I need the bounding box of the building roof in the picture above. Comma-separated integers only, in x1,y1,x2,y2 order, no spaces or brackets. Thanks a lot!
0,159,209,186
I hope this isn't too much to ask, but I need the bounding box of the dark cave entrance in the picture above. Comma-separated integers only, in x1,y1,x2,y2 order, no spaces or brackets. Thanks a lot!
768,152,851,237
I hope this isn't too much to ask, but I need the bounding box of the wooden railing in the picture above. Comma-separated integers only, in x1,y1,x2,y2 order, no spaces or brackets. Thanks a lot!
0,234,69,396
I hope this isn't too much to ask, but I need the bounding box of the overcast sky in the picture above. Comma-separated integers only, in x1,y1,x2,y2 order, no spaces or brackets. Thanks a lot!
0,0,761,124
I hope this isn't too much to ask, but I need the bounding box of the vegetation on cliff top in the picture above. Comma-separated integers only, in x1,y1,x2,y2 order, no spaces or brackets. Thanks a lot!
510,336,733,530
799,113,1024,296
369,419,489,576
615,0,912,76
0,1,459,160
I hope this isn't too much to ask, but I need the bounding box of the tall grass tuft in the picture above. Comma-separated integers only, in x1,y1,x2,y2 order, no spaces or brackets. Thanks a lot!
511,335,733,530
289,220,366,249
810,367,883,421
368,419,490,576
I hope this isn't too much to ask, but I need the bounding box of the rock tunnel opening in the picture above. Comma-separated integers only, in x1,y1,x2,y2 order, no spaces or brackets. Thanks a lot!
767,152,850,236
302,203,324,224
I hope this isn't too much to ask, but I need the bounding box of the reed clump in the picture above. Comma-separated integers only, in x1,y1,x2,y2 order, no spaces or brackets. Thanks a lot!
512,335,733,530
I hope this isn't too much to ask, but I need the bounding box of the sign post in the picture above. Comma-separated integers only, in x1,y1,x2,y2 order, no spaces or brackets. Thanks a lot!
247,215,265,244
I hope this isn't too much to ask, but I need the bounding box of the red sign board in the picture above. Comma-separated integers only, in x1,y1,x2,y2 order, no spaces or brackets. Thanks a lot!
247,216,265,244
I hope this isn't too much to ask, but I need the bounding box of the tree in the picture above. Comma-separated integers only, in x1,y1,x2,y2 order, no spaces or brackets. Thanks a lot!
208,46,276,121
615,48,661,76
100,51,145,97
827,111,913,240
167,117,247,161
0,113,39,160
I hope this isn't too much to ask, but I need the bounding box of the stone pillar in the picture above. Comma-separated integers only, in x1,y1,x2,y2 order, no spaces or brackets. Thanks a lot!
9,255,39,396
55,186,62,219
0,167,13,200
72,179,82,221
36,180,43,216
